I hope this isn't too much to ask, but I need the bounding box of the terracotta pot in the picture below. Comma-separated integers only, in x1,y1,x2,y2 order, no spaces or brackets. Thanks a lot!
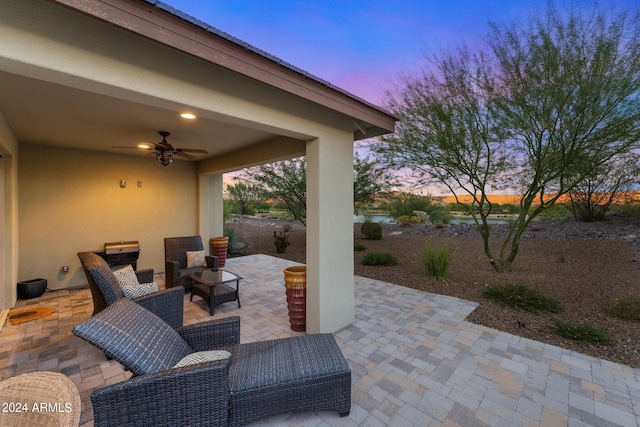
210,237,229,267
283,266,306,332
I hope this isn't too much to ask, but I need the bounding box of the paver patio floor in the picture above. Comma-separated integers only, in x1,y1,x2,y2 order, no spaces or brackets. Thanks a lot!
1,254,639,426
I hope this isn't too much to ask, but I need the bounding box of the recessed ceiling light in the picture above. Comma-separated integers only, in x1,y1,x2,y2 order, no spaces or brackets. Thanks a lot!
180,113,197,119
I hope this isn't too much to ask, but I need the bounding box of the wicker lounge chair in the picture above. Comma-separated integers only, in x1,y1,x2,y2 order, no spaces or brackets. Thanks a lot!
73,298,351,427
164,236,219,290
77,251,184,328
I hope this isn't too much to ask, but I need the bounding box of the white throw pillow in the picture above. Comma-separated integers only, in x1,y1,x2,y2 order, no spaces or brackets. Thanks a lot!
121,282,159,299
186,250,207,268
173,350,231,368
113,265,140,287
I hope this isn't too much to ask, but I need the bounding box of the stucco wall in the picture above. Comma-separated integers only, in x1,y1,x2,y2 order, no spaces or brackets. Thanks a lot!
18,144,198,290
0,114,19,307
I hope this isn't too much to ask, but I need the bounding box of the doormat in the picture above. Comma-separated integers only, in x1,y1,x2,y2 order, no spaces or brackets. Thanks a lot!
8,307,55,325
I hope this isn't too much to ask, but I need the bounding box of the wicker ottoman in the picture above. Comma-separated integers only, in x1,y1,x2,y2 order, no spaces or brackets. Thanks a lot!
0,371,81,427
225,334,351,426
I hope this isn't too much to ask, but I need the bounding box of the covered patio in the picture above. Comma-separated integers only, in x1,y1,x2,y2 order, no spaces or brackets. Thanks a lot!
0,0,396,334
2,255,639,426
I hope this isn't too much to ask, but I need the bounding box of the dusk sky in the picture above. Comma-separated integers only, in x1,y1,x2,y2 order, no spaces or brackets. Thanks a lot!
162,0,639,108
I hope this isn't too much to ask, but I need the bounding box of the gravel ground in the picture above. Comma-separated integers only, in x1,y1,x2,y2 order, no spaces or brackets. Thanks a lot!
228,215,640,368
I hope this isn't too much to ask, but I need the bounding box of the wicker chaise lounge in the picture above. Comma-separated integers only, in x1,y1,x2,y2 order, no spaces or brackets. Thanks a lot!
73,298,351,427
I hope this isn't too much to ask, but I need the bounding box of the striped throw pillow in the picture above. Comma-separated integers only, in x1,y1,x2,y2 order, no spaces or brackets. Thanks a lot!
113,265,140,287
173,350,231,368
121,282,159,299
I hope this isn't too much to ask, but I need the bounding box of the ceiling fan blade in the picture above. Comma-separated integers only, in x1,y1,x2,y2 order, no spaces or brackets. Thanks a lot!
174,151,197,159
176,148,208,154
112,146,154,150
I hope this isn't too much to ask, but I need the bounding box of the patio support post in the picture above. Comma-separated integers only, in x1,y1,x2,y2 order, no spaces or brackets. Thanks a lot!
198,173,224,247
305,133,355,333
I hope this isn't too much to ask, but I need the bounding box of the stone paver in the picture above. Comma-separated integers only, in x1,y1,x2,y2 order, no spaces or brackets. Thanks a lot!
1,254,638,426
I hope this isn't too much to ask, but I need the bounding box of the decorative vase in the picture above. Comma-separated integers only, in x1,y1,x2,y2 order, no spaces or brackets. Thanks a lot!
283,266,306,332
210,237,229,267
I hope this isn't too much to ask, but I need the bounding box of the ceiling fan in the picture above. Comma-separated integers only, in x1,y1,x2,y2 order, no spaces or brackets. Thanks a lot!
114,131,208,166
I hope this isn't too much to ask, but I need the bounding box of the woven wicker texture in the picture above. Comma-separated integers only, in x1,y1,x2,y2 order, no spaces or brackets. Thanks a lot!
87,265,124,305
0,371,81,427
75,299,350,426
224,334,351,426
164,236,218,290
73,299,192,376
78,251,184,328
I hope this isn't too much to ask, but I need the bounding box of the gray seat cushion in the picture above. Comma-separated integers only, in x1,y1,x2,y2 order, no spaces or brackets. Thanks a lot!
224,334,350,393
73,299,192,376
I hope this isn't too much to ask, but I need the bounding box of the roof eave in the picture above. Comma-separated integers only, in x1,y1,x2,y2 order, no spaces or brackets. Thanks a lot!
46,0,397,138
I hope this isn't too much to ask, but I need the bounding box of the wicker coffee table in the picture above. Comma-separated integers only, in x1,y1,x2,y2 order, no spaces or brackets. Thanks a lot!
189,269,242,315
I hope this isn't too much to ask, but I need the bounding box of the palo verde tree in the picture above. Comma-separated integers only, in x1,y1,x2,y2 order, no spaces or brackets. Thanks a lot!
245,155,396,226
375,5,640,272
224,178,267,216
247,158,308,225
567,151,640,222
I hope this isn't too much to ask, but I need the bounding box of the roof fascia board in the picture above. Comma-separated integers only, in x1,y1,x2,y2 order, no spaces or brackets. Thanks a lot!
45,0,396,134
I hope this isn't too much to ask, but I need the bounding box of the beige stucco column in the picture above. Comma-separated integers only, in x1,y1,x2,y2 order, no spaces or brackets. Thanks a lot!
305,133,355,333
199,173,224,248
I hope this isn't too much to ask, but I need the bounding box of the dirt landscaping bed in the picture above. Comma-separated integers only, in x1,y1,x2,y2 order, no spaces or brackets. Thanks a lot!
229,215,640,368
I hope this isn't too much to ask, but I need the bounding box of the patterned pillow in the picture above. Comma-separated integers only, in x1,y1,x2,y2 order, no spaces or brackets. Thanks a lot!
73,299,192,376
186,250,206,268
113,265,140,287
173,350,231,368
121,282,159,299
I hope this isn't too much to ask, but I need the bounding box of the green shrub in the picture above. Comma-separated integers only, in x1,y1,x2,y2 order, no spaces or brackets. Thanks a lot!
533,203,572,220
361,222,382,240
604,297,640,321
611,200,640,217
481,284,563,313
361,251,397,266
396,215,411,224
273,231,291,253
551,319,611,345
413,210,430,223
382,192,451,224
354,242,367,252
223,227,248,255
419,241,455,279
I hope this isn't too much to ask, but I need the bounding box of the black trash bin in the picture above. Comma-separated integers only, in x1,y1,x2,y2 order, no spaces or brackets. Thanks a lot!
17,278,47,299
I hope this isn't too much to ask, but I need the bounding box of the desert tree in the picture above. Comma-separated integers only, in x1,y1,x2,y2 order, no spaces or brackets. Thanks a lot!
245,155,397,226
246,158,307,225
353,155,398,210
567,151,640,222
375,4,640,272
224,178,267,216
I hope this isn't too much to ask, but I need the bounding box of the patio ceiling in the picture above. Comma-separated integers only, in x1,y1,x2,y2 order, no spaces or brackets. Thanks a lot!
0,0,396,163
0,69,278,161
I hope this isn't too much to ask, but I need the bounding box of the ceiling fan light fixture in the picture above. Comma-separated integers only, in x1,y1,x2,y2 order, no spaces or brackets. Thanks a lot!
180,113,196,120
156,151,173,166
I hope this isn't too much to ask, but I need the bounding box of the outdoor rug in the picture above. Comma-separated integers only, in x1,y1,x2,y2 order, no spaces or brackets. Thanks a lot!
8,307,55,325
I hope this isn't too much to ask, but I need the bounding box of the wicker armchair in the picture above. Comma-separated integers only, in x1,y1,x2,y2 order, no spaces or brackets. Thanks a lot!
164,236,219,290
73,299,351,427
77,251,184,328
